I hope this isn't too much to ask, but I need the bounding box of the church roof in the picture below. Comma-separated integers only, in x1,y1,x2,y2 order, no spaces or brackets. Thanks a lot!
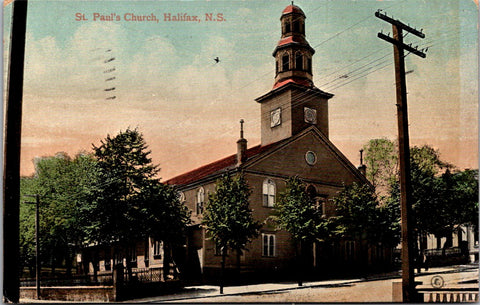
273,77,313,89
273,35,315,56
256,81,334,103
277,35,308,47
282,4,305,16
165,141,282,186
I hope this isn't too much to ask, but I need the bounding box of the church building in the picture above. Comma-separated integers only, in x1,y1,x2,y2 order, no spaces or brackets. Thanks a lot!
165,4,391,280
80,4,394,282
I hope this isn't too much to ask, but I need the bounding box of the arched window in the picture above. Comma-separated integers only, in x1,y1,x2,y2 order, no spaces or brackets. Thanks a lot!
178,191,185,203
307,58,312,74
306,185,317,199
293,20,300,33
262,233,275,257
285,21,291,33
196,187,204,215
306,185,326,215
262,179,276,207
276,59,279,74
282,53,290,71
295,53,303,70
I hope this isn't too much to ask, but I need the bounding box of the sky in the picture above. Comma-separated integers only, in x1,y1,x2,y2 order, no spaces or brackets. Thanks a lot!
3,0,478,181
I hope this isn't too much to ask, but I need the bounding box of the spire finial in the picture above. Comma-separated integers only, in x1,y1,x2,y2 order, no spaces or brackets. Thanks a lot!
240,119,244,139
359,149,364,165
291,1,294,5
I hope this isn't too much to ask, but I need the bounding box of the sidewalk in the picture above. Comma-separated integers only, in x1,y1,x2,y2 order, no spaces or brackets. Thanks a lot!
131,264,477,303
19,264,477,303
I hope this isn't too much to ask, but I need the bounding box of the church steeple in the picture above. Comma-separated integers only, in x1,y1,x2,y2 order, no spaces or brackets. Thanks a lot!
273,4,315,89
255,4,333,146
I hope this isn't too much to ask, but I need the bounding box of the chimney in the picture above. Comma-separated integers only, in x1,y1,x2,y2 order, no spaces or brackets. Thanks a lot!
237,119,247,166
358,149,366,175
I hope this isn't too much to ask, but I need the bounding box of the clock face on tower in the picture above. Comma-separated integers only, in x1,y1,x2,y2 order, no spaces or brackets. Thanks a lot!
270,108,282,128
304,107,317,124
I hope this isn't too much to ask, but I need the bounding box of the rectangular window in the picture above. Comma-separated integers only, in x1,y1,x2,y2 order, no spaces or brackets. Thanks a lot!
262,233,275,257
129,246,137,267
153,240,162,259
282,54,289,71
295,54,303,70
262,179,276,207
104,251,111,271
114,252,123,266
262,194,275,207
144,241,149,267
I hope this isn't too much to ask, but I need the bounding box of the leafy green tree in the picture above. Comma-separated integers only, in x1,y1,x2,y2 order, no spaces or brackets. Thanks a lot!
273,176,324,286
450,169,479,230
409,146,450,240
19,177,38,276
19,152,100,276
141,182,191,280
388,145,477,263
90,128,161,276
362,138,398,198
203,172,261,293
333,182,400,248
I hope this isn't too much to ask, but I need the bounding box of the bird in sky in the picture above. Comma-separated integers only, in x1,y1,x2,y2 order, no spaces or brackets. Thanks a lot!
214,57,220,63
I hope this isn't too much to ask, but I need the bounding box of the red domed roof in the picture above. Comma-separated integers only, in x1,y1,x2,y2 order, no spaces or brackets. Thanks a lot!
273,77,313,89
277,35,308,47
282,4,305,16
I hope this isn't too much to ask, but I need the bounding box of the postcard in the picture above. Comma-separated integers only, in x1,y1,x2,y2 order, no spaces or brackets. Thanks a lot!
4,0,478,302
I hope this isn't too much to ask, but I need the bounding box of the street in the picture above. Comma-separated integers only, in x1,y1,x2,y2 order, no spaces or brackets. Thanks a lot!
135,264,478,303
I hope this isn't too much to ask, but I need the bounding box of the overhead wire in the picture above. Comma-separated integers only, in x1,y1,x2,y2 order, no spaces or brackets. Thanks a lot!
24,1,473,178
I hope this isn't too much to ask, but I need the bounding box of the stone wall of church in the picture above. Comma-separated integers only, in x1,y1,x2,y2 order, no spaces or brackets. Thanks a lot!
260,90,293,146
291,88,329,137
248,131,360,186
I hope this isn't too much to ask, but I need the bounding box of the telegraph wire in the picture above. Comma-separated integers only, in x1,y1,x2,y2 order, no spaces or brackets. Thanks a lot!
27,1,474,176
153,26,473,170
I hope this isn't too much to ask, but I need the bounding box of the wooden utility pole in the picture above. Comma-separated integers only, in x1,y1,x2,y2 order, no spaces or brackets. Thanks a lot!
24,195,41,299
375,10,426,303
4,0,29,302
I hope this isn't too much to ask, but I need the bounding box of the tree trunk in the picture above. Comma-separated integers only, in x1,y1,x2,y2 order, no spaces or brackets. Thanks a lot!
236,249,241,277
296,241,303,286
65,247,72,277
163,243,170,281
220,247,226,294
51,252,56,276
125,246,133,282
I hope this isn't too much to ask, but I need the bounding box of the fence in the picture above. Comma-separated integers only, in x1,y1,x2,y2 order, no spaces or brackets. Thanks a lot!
21,267,166,288
417,287,479,303
20,273,113,287
124,268,163,283
424,247,462,257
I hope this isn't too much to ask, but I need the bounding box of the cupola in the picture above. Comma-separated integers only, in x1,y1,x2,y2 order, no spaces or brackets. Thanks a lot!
255,4,334,146
273,4,315,89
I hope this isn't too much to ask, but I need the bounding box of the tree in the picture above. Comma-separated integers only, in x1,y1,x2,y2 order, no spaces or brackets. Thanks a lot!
19,177,38,276
90,128,191,279
19,152,100,276
90,128,161,276
450,169,478,230
202,172,261,293
273,176,324,286
333,182,400,248
141,182,191,280
387,145,478,265
362,138,398,198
